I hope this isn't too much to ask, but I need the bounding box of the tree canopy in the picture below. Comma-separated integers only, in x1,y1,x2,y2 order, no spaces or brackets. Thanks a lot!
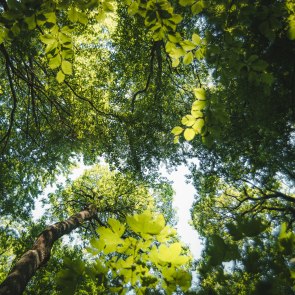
0,0,294,294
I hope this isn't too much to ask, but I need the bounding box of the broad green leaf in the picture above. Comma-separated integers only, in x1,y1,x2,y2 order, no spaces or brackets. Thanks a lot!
191,109,203,118
128,2,139,15
170,14,183,25
126,210,165,236
172,58,180,67
183,51,194,65
195,48,205,59
158,243,181,262
179,0,194,7
181,115,196,126
192,33,201,45
183,128,196,141
167,33,181,43
102,1,115,12
169,47,186,59
192,119,204,133
48,54,61,69
108,218,125,237
24,15,36,30
193,87,206,99
44,12,56,24
78,12,88,25
180,40,196,51
40,34,57,45
171,126,184,135
61,49,74,59
165,41,176,53
68,7,79,22
59,33,71,45
61,60,73,75
192,100,206,110
191,1,204,15
56,70,65,83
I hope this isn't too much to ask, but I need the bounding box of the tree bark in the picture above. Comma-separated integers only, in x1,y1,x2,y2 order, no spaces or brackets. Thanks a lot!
0,207,97,295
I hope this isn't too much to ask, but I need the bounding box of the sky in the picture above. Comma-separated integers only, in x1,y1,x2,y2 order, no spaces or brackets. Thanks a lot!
33,161,203,259
160,164,203,258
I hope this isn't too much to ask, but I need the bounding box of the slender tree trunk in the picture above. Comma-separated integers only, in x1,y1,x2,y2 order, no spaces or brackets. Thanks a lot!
0,207,97,295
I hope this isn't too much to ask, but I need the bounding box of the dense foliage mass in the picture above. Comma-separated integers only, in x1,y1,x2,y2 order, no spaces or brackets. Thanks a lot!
0,0,294,294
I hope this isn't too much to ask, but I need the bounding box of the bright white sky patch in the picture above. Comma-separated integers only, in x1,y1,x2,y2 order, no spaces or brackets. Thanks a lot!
160,164,202,259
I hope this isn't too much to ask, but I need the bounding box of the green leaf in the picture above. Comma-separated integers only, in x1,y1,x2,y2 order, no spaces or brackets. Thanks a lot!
172,58,180,67
126,210,165,237
169,47,186,59
288,21,295,40
193,87,206,100
56,70,65,83
68,7,79,22
61,60,73,75
183,128,196,141
192,100,206,111
183,51,194,65
108,218,125,237
170,14,183,25
44,12,56,24
40,34,57,45
181,114,196,126
158,243,181,262
192,119,204,134
173,135,180,144
191,1,204,15
165,41,176,53
24,15,36,30
192,33,201,45
180,40,196,51
102,1,115,12
48,54,61,69
191,109,203,118
179,0,194,7
171,126,184,135
128,2,139,15
167,33,181,43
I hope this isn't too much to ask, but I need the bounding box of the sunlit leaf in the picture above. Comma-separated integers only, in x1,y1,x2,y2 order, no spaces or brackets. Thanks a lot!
183,128,196,141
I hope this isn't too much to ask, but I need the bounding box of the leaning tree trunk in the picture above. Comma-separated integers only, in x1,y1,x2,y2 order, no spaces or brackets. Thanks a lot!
0,207,97,295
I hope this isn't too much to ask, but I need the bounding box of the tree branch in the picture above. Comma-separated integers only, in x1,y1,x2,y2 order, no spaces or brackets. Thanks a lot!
0,207,97,295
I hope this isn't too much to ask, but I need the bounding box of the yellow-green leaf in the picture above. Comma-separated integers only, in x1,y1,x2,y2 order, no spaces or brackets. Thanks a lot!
193,87,206,99
191,109,203,118
192,100,206,110
61,60,73,75
191,1,204,15
49,54,61,69
169,47,186,59
171,126,184,135
183,128,196,141
173,136,180,144
192,119,205,133
192,33,201,45
24,15,36,30
180,40,196,51
172,58,180,67
183,51,194,65
56,70,65,83
181,115,196,126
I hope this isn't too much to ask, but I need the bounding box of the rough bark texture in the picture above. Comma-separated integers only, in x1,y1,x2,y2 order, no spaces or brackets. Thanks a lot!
0,207,97,295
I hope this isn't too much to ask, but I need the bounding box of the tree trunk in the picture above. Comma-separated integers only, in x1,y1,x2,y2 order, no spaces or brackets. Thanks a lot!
0,207,97,295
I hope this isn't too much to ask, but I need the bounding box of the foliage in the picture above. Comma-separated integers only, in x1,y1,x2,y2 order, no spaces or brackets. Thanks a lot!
56,211,192,294
0,0,295,293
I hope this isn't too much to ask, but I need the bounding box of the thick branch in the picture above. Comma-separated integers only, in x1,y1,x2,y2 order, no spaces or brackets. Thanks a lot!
0,207,97,295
